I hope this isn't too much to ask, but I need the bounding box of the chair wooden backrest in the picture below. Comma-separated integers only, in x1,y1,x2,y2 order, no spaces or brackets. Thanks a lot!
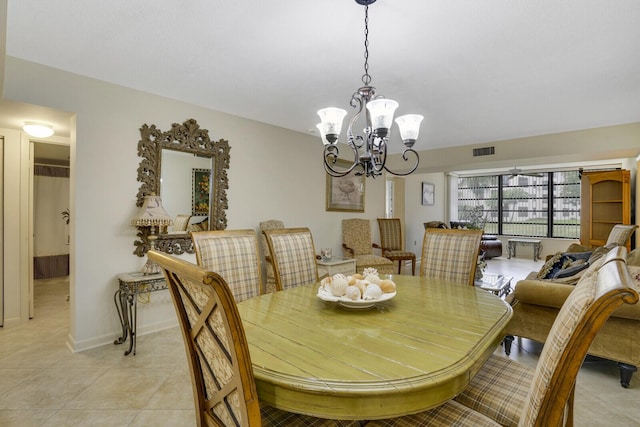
521,246,638,426
262,227,319,291
377,218,403,251
147,250,262,427
420,228,482,286
342,218,374,256
191,229,263,301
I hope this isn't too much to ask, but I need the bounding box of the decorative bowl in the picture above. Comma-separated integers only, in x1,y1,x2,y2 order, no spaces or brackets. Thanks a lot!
317,287,396,309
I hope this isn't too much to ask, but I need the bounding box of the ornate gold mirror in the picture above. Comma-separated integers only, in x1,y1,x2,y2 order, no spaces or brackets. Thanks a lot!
133,119,230,256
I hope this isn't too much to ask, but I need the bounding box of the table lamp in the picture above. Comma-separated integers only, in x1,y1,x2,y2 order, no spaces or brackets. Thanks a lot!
131,193,173,274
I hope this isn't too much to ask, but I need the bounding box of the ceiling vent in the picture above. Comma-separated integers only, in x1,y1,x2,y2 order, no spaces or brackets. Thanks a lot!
473,146,495,157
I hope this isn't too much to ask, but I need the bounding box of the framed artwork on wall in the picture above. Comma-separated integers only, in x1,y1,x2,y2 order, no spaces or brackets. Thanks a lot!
192,168,210,216
422,182,435,206
326,160,366,212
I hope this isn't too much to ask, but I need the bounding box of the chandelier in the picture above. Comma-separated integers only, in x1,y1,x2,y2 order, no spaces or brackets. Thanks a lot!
317,0,423,178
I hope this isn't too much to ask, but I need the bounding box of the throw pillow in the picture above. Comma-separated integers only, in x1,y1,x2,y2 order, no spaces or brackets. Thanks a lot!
537,252,563,279
627,249,640,266
537,251,593,280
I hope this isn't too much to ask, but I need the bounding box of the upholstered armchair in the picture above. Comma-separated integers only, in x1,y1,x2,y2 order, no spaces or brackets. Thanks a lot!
342,218,394,276
377,218,416,275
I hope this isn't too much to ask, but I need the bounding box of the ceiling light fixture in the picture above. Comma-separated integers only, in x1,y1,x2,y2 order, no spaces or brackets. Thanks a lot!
317,0,423,178
23,122,54,138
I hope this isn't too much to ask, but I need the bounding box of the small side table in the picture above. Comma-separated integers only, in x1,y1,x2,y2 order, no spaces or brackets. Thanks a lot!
114,271,167,356
507,238,542,261
476,273,512,298
316,257,357,278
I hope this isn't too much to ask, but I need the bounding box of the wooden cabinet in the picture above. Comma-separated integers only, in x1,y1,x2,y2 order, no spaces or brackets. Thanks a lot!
580,170,631,248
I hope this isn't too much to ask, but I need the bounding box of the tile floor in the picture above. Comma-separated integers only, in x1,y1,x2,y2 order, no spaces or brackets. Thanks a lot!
1,256,639,426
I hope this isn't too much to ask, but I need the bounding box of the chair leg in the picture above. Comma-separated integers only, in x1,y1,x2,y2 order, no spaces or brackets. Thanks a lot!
503,335,514,356
618,362,637,388
411,259,415,276
397,260,402,274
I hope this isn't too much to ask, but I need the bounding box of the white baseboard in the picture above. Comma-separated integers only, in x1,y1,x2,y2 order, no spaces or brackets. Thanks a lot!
67,318,178,353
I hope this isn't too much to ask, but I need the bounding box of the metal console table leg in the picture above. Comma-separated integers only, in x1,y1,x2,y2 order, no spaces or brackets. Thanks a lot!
114,272,167,356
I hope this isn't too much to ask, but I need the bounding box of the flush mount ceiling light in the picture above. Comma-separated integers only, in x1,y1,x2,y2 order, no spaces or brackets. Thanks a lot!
23,122,54,138
317,0,423,178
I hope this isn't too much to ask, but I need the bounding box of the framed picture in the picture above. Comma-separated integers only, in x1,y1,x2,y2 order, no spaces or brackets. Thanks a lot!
422,182,435,206
192,168,210,216
326,160,366,212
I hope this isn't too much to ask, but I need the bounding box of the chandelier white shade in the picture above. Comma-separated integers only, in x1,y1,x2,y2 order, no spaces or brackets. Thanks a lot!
23,122,54,138
317,0,423,178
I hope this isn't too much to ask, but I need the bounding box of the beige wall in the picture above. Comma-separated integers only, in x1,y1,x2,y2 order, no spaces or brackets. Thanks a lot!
2,57,387,349
2,54,639,348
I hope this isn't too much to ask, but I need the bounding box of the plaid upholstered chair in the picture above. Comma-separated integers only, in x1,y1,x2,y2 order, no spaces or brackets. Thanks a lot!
377,218,416,275
342,218,394,276
420,228,483,286
263,227,319,291
147,250,362,427
258,219,285,293
191,229,263,301
605,224,638,247
367,246,639,427
172,214,191,232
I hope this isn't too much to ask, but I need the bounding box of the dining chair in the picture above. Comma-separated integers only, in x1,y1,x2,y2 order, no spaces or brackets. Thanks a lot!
262,227,319,291
605,224,638,246
172,214,192,232
191,229,263,302
342,218,394,276
420,228,483,286
377,218,416,275
147,250,362,427
367,246,639,427
258,219,285,293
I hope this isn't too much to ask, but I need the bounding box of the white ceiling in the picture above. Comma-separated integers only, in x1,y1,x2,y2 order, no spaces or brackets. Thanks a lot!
4,0,640,152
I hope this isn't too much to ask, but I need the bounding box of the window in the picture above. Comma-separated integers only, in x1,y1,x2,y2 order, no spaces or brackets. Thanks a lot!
457,170,580,238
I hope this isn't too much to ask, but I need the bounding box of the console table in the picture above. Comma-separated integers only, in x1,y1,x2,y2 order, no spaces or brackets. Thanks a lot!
113,271,167,356
316,257,357,278
507,238,542,261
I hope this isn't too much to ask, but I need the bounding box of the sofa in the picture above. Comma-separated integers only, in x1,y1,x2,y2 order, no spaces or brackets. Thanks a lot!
504,243,640,387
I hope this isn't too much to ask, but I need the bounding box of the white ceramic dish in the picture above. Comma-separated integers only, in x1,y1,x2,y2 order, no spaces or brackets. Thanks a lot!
317,287,396,309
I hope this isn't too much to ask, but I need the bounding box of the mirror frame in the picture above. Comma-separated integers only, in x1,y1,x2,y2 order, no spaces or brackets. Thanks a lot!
133,118,230,256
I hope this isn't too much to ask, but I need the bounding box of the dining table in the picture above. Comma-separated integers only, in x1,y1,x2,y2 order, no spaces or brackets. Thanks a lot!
236,274,512,420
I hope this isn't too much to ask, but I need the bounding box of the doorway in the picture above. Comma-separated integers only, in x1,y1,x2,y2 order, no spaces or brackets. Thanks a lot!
30,141,70,319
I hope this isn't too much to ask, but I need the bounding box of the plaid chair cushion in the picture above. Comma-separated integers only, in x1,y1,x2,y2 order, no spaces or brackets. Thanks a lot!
606,224,637,246
421,230,482,285
269,231,318,290
378,219,403,251
365,400,500,427
454,355,533,427
172,214,191,232
261,404,362,426
197,235,261,302
383,250,415,259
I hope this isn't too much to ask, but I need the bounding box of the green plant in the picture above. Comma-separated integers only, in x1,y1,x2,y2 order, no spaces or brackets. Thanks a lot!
61,209,70,225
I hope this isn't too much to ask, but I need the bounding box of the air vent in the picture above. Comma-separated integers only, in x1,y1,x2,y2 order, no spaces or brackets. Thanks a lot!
473,146,495,157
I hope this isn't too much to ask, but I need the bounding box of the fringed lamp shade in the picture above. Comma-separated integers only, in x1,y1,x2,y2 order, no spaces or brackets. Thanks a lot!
131,194,173,228
132,194,172,274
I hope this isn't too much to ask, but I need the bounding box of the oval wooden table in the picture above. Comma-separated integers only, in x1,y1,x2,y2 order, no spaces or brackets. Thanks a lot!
236,275,512,420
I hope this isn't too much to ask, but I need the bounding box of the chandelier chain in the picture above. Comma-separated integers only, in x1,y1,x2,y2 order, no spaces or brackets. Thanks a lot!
362,5,371,86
